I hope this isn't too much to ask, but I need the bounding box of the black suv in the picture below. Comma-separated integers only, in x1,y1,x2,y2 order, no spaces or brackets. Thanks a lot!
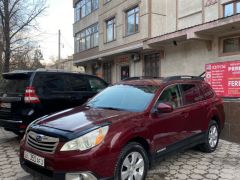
0,69,108,135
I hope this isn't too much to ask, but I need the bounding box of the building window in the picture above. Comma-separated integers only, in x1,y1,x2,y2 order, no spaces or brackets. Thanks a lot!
222,36,240,54
224,1,240,17
74,0,99,22
106,17,116,42
74,24,99,53
126,6,139,35
144,53,160,77
103,62,112,83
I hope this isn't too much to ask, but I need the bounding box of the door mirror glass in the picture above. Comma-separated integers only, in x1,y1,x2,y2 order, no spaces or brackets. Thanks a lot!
157,103,173,113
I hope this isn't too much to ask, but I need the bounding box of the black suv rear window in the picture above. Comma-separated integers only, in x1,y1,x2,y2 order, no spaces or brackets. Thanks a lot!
0,74,30,94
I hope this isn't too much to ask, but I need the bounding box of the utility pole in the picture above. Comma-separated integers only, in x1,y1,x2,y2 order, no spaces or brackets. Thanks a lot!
57,29,61,69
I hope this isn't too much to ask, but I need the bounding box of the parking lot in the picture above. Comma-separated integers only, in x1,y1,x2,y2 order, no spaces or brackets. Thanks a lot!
1,128,240,180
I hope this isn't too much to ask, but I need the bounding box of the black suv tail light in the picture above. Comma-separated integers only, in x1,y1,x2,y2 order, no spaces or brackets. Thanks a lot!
24,87,40,104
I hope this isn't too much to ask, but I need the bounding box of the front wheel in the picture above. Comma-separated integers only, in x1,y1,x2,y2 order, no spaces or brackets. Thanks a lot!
199,120,219,153
114,142,149,180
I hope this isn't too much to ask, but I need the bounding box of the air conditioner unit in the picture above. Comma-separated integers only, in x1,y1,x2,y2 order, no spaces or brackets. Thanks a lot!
131,53,140,62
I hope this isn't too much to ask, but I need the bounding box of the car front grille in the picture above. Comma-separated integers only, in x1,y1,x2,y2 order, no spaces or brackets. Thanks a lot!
26,131,59,154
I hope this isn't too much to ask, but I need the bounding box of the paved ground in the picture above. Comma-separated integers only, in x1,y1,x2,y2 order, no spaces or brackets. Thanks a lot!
1,128,240,180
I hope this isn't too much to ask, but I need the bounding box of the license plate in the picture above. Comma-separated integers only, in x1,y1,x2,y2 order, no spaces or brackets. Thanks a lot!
0,103,11,109
24,151,45,167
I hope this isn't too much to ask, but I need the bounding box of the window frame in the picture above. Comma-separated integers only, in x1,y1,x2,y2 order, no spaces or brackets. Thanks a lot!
74,23,99,53
223,1,240,17
219,34,240,56
74,0,99,23
152,84,183,112
106,17,116,43
125,6,140,36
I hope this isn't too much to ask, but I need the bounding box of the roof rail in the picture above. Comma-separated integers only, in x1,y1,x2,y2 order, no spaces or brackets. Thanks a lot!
163,76,204,82
35,68,76,73
122,76,163,81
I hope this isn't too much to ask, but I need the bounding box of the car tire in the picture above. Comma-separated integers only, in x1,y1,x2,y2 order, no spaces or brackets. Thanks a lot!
114,142,149,180
199,120,219,153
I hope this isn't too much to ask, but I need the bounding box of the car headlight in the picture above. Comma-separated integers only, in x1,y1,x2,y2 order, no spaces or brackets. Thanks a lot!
60,126,109,151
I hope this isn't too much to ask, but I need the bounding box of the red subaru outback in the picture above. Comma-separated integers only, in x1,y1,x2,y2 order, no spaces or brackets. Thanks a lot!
20,76,225,180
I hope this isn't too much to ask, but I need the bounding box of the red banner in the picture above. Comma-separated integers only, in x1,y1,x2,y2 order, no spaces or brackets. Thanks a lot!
205,61,240,97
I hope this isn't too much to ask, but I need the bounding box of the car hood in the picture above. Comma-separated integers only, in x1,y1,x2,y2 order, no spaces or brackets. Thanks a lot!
36,107,134,132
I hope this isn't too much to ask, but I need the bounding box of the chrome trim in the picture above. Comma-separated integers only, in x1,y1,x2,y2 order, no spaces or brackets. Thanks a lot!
0,119,22,123
26,131,59,154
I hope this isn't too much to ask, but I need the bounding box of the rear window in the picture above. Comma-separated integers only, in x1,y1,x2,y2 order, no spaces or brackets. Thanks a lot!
180,84,204,105
199,82,215,99
33,73,65,95
0,74,30,94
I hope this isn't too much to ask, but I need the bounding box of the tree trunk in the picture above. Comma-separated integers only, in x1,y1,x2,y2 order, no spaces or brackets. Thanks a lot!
3,0,10,73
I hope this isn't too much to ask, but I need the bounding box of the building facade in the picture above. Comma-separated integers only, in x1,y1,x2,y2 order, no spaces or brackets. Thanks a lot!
73,0,240,83
73,0,240,143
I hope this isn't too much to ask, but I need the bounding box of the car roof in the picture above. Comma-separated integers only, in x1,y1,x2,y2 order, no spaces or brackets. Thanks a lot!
119,76,204,87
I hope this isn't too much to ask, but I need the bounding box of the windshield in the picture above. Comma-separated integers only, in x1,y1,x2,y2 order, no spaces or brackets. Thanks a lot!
87,84,158,112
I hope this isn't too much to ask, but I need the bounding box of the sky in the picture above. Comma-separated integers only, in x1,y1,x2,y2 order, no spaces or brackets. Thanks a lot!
37,0,74,64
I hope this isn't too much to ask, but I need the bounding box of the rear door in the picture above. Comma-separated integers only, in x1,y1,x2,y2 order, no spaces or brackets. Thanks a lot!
33,72,68,114
0,72,32,120
179,83,206,136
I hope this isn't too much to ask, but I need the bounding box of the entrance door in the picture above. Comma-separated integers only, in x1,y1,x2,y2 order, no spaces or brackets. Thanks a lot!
121,66,129,80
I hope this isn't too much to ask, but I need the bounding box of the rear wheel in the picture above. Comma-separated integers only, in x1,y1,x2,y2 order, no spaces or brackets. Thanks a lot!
114,142,149,180
199,120,219,153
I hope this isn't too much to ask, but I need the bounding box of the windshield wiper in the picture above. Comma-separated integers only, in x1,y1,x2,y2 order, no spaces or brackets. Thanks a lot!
96,107,125,111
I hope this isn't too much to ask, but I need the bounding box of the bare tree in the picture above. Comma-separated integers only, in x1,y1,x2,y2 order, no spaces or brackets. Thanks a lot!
10,41,45,71
0,0,47,72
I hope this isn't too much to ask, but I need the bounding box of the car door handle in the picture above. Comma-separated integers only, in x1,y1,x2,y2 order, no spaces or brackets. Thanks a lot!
181,112,189,118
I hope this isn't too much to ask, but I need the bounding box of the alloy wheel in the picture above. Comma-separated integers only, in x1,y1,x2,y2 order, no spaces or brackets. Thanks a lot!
208,125,218,148
121,152,145,180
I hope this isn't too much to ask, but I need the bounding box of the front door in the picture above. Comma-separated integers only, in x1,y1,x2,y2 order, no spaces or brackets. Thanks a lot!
150,85,188,153
121,66,129,80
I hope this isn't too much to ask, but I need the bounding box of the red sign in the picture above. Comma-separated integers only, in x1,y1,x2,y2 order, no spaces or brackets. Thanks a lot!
205,61,240,97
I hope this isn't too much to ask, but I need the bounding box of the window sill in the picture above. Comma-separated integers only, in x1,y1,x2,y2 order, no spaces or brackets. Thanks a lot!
219,51,240,57
123,31,140,38
104,39,116,44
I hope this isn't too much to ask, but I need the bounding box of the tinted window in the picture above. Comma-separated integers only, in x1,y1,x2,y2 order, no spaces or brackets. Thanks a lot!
33,74,64,94
65,75,88,91
0,74,30,94
199,83,215,99
87,85,158,112
156,85,181,109
181,84,203,105
88,77,107,92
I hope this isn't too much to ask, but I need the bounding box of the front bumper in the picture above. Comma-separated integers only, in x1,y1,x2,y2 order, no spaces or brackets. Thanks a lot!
20,158,113,180
0,119,24,132
19,139,117,180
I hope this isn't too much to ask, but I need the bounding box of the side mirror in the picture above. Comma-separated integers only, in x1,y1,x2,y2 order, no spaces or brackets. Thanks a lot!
157,103,173,113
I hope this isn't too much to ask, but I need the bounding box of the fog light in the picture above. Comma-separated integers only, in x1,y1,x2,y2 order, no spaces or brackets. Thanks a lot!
65,172,97,180
65,174,83,180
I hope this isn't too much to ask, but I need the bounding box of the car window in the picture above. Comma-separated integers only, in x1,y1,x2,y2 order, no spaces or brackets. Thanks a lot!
199,82,215,100
88,77,107,92
156,85,181,109
64,75,89,91
33,73,64,94
181,84,203,105
1,73,31,94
